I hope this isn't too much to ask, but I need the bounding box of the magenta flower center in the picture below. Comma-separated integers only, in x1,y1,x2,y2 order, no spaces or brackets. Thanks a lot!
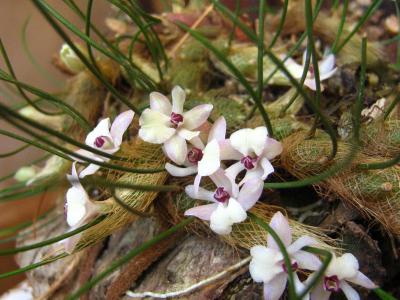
240,155,257,169
323,275,340,292
282,261,299,273
170,112,184,127
213,187,230,203
187,147,203,164
94,136,106,148
308,65,315,78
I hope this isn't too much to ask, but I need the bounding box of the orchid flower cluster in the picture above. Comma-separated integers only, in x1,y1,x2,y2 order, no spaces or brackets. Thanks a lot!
250,212,376,300
63,110,135,251
62,85,375,300
138,85,282,235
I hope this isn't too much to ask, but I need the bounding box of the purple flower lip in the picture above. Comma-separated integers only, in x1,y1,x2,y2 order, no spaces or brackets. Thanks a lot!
170,112,184,127
187,147,203,164
240,155,257,169
324,275,340,292
213,187,230,203
282,261,298,273
94,136,106,148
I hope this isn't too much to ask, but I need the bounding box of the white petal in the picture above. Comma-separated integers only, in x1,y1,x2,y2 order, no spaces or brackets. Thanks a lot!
263,273,288,300
239,166,264,186
237,178,264,211
226,198,247,223
292,250,322,271
225,161,245,183
67,162,79,186
149,92,172,115
163,134,188,165
327,253,359,280
165,163,197,177
320,67,337,81
304,78,317,91
319,54,335,74
294,273,310,300
71,149,97,163
110,110,134,147
65,186,88,227
177,128,200,140
208,116,226,142
79,163,102,178
171,85,185,114
287,236,317,254
249,246,282,283
309,280,331,300
260,158,275,180
193,173,202,197
183,104,213,130
85,118,112,146
263,138,283,160
341,281,361,300
188,136,205,149
185,184,216,202
138,109,175,143
230,127,268,156
219,140,242,160
197,139,220,176
267,211,292,249
284,57,304,79
209,204,234,235
184,203,218,221
347,271,376,289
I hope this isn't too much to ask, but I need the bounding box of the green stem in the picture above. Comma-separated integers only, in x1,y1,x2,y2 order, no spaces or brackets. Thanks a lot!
298,246,332,298
256,0,274,137
177,22,274,137
0,216,104,256
0,253,69,279
268,0,288,49
333,0,382,54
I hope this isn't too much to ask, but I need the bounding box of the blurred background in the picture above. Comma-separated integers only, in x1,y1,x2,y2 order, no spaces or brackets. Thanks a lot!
0,1,109,293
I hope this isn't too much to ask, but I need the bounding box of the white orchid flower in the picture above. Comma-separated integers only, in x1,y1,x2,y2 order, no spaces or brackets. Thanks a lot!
73,110,134,178
63,163,101,253
249,212,322,300
308,253,376,300
224,127,282,186
284,50,337,91
184,170,264,235
138,86,213,165
165,116,229,194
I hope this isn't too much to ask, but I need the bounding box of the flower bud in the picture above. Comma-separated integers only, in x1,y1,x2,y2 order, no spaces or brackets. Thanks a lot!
59,43,86,73
14,166,37,182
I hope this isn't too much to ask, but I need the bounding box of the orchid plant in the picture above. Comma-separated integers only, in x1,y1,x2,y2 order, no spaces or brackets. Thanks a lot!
249,212,321,300
184,169,264,235
63,163,102,252
284,51,337,91
249,212,376,300
224,127,282,186
308,253,376,300
139,85,213,165
73,110,134,178
61,85,377,299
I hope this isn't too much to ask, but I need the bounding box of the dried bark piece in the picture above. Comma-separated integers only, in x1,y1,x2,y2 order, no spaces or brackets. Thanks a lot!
123,234,247,300
341,221,386,298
